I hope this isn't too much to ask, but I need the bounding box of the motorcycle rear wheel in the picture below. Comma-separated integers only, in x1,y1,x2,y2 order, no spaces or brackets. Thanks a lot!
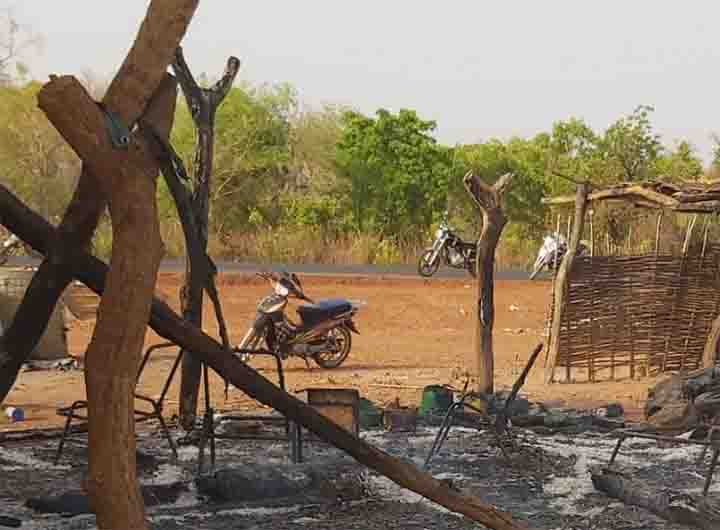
418,249,440,277
313,326,352,369
466,260,477,278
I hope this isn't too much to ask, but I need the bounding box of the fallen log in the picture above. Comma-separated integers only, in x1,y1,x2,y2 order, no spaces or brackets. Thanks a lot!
0,183,529,530
591,465,720,530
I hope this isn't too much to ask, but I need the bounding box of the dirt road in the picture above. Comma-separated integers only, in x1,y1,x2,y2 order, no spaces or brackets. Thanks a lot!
2,273,658,430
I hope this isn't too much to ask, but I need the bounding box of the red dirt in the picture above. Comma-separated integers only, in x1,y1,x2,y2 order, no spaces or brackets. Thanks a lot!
1,273,660,431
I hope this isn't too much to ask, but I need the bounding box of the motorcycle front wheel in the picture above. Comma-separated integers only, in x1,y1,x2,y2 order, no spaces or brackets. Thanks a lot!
418,249,441,277
313,326,352,369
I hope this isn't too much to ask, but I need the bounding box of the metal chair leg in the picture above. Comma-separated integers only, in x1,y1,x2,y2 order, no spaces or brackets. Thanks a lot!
423,401,462,470
608,436,625,466
54,401,85,465
154,403,178,460
703,448,719,496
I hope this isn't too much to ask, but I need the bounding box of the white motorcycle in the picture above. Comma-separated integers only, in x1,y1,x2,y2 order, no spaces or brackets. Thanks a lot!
529,233,589,280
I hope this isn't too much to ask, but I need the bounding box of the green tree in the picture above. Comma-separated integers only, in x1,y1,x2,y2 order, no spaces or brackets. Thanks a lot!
166,81,295,238
599,105,662,182
652,140,703,181
0,82,78,221
0,9,41,85
336,108,453,237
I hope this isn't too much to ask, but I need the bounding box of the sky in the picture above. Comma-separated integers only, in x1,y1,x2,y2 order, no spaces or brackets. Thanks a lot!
7,1,720,162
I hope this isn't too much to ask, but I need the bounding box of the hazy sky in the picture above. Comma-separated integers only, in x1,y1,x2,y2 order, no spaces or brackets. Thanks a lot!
8,1,720,162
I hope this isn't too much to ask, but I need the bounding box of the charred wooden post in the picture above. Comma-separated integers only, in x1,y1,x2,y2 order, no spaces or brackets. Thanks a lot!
591,466,720,530
172,47,240,431
544,183,589,384
463,171,513,395
495,343,543,436
0,184,530,530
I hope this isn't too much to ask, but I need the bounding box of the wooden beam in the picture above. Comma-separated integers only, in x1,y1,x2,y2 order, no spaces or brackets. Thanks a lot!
545,183,589,384
543,185,720,213
0,183,529,530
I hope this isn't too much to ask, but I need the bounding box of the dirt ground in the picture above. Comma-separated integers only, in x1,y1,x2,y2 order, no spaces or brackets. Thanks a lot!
1,273,661,431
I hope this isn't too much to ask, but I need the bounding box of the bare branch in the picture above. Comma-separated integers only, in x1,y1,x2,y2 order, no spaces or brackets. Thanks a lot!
210,56,241,105
171,46,201,116
493,172,514,195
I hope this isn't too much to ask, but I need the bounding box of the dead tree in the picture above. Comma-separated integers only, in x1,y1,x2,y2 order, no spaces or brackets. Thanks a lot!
171,47,239,430
0,183,530,530
463,171,513,394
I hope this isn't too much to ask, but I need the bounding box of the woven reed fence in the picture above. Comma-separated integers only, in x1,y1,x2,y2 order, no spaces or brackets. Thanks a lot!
552,251,720,381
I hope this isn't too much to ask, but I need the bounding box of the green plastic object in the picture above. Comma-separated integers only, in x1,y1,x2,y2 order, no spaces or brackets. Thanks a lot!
358,398,383,428
419,385,454,416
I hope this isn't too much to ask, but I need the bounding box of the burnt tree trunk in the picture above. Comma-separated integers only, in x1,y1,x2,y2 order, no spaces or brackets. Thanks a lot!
0,0,198,403
0,185,530,530
172,47,239,430
463,171,513,394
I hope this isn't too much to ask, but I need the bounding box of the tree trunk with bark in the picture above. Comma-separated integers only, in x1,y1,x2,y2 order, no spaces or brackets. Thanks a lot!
463,171,513,394
28,2,200,526
37,71,179,530
171,47,240,431
0,183,530,530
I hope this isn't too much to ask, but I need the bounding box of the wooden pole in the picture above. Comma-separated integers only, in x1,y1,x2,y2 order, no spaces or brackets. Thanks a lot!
545,184,589,384
655,211,664,257
463,171,513,395
589,209,595,257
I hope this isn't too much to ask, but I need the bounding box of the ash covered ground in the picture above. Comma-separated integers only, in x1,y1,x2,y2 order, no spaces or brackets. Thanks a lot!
0,421,717,530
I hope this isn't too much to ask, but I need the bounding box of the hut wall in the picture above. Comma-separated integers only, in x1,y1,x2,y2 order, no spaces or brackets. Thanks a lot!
555,252,720,379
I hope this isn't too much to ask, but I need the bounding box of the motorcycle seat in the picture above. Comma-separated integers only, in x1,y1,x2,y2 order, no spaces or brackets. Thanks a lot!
458,241,476,251
297,298,352,327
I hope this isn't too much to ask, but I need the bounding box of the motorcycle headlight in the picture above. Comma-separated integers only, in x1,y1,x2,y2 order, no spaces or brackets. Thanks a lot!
435,228,444,239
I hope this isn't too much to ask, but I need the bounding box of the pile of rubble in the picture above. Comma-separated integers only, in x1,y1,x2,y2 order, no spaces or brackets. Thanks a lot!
644,366,720,434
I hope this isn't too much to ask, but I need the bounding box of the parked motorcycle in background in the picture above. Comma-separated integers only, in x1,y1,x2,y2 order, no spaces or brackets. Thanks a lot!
0,234,22,266
529,233,589,280
418,221,477,278
235,271,362,369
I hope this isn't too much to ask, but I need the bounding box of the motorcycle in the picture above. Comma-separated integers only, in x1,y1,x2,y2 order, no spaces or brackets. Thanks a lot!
0,234,23,266
418,222,477,278
235,271,361,369
529,233,589,280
